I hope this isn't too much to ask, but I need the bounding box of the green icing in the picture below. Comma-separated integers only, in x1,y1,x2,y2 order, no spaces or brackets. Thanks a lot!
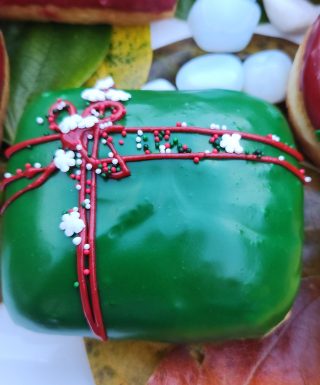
1,89,303,342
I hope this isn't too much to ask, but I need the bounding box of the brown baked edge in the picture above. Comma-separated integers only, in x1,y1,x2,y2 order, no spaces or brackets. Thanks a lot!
0,4,176,25
287,28,320,168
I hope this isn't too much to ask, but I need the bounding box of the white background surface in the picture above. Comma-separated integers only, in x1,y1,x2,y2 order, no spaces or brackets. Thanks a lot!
0,17,306,385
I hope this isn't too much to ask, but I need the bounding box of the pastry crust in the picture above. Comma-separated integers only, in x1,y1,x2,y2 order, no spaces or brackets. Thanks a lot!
0,4,176,25
287,27,320,168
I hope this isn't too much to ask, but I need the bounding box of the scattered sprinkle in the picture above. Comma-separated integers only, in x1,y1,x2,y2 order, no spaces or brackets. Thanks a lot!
4,172,12,178
36,117,44,125
73,237,82,246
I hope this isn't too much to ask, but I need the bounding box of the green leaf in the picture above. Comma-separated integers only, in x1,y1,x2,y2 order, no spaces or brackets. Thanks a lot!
175,0,195,20
1,22,111,144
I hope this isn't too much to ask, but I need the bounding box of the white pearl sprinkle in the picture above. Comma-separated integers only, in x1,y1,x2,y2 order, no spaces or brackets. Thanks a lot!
75,184,81,190
72,237,82,246
85,204,91,210
278,155,285,161
76,144,82,151
137,129,143,136
36,117,44,125
95,168,102,174
136,137,142,143
108,152,114,158
76,159,82,166
101,139,107,144
221,125,228,130
181,122,187,127
305,176,312,183
205,150,210,154
84,244,90,250
112,159,119,165
73,207,79,212
272,134,280,142
75,170,81,176
210,123,220,130
34,163,41,169
76,153,82,158
165,148,172,153
137,143,142,149
86,163,93,170
84,199,90,204
87,134,93,140
4,172,12,178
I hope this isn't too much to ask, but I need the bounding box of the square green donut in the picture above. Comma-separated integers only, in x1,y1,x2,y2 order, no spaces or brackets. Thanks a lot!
1,89,304,342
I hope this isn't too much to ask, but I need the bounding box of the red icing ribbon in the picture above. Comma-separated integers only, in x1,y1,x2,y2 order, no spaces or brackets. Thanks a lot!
0,99,306,340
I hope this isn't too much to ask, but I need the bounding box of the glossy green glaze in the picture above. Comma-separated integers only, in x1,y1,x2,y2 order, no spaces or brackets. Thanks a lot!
1,89,303,342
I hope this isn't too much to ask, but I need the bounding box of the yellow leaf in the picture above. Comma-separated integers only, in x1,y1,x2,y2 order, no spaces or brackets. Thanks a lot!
86,25,152,90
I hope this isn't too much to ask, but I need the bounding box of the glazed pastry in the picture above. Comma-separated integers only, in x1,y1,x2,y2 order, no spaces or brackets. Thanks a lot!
0,0,176,25
1,88,308,342
287,16,320,167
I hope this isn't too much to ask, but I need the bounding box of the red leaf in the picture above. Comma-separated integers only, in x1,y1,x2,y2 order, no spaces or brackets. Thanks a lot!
147,176,320,385
0,31,9,145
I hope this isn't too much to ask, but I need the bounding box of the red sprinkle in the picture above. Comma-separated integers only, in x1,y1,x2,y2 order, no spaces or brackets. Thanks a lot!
212,149,218,154
165,130,171,136
193,157,200,164
84,250,90,256
176,122,182,127
86,188,91,194
75,175,81,181
107,137,113,143
300,169,305,174
70,174,76,179
83,269,90,275
119,140,124,145
25,163,31,169
145,150,151,155
164,135,170,141
111,167,117,173
121,130,127,137
102,132,108,138
165,143,171,149
86,180,92,185
154,130,159,136
182,144,188,151
155,137,160,143
209,137,215,143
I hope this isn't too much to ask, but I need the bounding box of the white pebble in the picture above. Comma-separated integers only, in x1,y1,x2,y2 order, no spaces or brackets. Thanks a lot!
141,78,176,91
264,0,319,34
72,237,82,246
176,54,244,91
36,117,44,125
243,50,292,104
188,0,261,53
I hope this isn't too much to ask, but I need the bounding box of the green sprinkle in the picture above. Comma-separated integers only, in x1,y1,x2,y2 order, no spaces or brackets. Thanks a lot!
73,281,79,288
143,135,148,142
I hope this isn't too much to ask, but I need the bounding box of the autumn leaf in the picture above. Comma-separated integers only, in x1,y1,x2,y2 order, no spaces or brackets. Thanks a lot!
147,170,320,385
86,25,152,89
0,31,9,145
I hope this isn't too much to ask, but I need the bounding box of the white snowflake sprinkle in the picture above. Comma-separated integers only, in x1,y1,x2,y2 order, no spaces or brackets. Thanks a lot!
81,88,106,102
59,211,85,237
78,116,99,129
105,89,131,102
220,133,243,154
54,149,76,172
94,76,115,90
59,114,83,134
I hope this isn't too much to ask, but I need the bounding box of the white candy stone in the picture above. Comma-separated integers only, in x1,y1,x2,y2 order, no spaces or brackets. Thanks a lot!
176,54,244,91
243,50,292,104
188,0,261,52
72,237,82,246
141,78,176,91
264,0,320,34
